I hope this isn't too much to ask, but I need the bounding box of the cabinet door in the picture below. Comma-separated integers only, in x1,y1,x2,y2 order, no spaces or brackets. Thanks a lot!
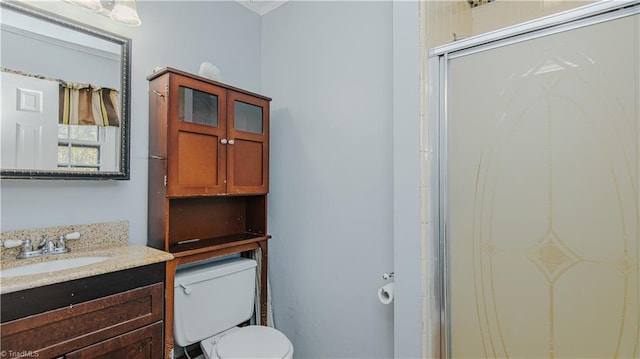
65,322,163,359
226,91,269,194
168,75,227,196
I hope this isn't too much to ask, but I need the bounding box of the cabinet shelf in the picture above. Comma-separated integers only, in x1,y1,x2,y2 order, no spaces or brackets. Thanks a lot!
169,232,271,257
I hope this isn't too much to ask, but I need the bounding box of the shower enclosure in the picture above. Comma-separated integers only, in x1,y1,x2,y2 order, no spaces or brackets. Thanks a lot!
430,2,640,357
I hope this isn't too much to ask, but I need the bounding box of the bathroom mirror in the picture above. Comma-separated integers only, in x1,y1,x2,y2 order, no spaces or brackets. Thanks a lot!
0,1,130,180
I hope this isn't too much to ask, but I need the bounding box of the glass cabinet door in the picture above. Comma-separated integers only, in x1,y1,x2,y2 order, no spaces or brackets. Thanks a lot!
226,91,269,195
233,100,263,134
178,86,219,127
168,76,227,197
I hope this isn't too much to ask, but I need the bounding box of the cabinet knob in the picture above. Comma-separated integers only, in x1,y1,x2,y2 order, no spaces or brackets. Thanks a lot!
228,139,235,145
221,138,228,145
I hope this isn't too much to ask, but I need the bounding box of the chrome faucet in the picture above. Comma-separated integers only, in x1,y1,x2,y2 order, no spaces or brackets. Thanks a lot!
2,232,81,259
37,235,54,252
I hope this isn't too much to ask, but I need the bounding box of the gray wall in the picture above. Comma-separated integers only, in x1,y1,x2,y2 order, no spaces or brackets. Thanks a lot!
0,1,262,243
2,1,423,358
262,2,395,357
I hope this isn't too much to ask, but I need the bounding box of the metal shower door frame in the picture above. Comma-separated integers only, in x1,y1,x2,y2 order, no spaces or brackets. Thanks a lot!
427,1,640,358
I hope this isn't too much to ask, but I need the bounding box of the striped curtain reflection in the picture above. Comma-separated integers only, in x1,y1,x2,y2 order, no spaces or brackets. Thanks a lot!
59,82,120,127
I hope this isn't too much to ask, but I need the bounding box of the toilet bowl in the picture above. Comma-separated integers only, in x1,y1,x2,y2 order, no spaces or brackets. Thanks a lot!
174,257,293,359
200,326,293,359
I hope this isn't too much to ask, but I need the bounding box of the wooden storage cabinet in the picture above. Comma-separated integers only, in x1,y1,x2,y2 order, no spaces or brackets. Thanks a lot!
0,263,165,359
148,68,272,253
147,68,272,358
148,67,269,198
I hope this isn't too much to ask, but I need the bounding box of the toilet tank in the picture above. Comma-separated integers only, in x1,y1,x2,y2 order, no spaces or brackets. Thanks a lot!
174,257,257,347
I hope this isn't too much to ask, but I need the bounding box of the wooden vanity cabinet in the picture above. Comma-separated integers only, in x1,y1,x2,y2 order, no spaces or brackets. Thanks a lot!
147,67,272,253
64,323,163,359
0,263,165,359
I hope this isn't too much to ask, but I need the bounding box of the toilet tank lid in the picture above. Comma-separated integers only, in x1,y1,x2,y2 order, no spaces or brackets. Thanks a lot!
175,257,257,288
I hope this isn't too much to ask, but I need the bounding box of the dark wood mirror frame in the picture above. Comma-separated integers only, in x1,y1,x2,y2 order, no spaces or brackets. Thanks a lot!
0,1,131,180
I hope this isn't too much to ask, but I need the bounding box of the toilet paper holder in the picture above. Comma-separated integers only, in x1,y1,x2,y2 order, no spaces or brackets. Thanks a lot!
382,272,394,280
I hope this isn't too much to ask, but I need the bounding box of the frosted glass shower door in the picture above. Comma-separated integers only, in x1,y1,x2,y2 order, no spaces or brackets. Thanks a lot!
447,11,639,359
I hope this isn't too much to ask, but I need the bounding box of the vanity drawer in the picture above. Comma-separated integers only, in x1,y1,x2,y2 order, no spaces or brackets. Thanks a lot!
65,322,163,359
0,282,163,358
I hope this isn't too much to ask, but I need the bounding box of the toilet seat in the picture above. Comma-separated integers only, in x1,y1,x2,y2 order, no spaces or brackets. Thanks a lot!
201,326,293,359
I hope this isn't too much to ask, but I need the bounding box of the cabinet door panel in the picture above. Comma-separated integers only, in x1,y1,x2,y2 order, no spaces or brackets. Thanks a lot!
168,75,226,196
175,131,222,192
65,322,163,359
231,139,264,187
227,91,269,194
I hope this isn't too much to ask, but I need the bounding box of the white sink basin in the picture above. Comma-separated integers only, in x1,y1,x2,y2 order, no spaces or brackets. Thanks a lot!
0,256,111,278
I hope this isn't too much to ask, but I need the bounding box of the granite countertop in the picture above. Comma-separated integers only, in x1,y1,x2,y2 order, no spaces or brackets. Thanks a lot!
0,243,174,294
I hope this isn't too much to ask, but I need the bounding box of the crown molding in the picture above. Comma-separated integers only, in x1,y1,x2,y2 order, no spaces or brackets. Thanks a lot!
235,0,289,16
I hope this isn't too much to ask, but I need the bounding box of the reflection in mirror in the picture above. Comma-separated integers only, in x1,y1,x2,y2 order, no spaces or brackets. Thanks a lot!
0,1,130,179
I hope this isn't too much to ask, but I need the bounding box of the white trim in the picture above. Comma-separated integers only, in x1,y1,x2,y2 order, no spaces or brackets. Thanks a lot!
430,0,639,57
235,0,289,16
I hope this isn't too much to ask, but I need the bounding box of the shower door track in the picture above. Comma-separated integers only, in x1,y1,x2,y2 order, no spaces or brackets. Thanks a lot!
428,1,640,358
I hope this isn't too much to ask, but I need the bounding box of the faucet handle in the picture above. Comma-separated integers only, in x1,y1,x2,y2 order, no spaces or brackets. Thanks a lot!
63,232,81,240
57,232,81,250
3,239,28,248
3,239,39,259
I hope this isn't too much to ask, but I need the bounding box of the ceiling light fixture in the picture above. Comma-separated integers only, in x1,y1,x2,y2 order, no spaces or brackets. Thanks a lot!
65,0,141,26
67,0,103,12
109,0,141,26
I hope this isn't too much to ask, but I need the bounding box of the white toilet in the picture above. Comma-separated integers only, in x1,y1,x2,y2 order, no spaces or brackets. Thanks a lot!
174,257,294,359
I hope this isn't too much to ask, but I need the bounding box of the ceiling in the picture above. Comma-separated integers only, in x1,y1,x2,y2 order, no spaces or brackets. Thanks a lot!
235,0,290,16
